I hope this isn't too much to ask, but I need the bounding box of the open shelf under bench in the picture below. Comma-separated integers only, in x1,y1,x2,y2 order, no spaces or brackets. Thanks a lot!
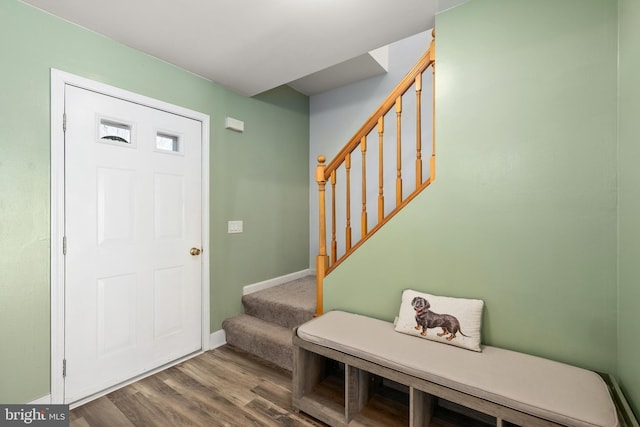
293,336,520,427
293,331,634,427
292,311,636,427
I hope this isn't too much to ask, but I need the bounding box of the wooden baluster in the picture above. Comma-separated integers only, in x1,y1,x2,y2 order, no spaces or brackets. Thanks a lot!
330,170,337,264
315,156,328,316
345,153,352,251
377,117,384,223
313,34,435,279
430,29,436,182
415,73,423,187
396,96,403,207
360,136,368,238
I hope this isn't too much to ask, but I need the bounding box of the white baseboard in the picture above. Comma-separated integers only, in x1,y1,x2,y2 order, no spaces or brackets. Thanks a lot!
242,269,312,295
209,329,226,349
29,394,52,404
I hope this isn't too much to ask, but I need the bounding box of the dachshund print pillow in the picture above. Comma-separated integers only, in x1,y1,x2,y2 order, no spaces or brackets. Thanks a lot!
394,289,484,352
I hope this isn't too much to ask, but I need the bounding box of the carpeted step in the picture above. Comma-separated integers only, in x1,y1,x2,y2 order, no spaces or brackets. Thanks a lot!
222,314,294,371
242,275,316,330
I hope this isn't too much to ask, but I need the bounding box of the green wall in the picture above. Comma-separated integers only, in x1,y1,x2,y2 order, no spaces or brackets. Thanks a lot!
618,0,640,416
325,0,619,375
0,0,309,403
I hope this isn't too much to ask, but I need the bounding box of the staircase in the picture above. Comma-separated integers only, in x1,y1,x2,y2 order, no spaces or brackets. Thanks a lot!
222,32,436,370
221,275,316,371
314,30,436,315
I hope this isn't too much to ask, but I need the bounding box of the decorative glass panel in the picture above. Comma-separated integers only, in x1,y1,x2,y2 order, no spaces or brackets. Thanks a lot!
99,120,131,144
156,133,180,153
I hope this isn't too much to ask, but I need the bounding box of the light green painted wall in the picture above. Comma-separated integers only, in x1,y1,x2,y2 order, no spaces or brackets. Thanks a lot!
325,0,619,374
618,0,640,416
0,0,308,403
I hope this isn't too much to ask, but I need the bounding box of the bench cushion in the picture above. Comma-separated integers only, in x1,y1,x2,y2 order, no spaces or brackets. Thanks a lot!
297,310,618,427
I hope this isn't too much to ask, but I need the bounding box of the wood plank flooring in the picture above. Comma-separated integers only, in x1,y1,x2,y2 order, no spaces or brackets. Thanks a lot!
70,345,487,427
70,345,323,427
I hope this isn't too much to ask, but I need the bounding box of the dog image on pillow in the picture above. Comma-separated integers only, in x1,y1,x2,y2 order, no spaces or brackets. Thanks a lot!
411,296,469,341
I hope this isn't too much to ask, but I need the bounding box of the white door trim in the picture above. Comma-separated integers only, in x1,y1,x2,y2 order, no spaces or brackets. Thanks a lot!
50,69,211,405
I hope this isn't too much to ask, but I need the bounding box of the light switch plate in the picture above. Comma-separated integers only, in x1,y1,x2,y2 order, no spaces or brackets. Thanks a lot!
228,220,243,233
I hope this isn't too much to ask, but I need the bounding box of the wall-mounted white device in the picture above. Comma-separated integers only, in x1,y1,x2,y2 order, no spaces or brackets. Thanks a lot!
225,117,244,133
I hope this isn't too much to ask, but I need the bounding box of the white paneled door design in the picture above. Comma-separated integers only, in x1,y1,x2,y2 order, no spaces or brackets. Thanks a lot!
64,85,202,403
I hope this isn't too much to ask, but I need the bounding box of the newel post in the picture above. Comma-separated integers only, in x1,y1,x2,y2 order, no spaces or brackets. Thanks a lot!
316,156,329,316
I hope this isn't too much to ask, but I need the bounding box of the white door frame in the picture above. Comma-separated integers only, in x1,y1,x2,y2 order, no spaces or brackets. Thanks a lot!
50,69,211,405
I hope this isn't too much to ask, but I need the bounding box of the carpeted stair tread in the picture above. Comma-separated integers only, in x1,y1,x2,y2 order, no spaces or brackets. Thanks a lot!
242,275,316,329
222,314,294,371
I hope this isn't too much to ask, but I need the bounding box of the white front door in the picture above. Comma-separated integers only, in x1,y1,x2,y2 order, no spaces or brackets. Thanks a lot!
63,85,203,403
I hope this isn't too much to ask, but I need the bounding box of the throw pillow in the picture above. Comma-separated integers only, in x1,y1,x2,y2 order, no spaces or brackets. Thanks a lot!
394,289,484,352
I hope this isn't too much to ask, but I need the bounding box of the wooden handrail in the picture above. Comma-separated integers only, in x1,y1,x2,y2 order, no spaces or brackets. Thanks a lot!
323,38,436,178
315,30,436,316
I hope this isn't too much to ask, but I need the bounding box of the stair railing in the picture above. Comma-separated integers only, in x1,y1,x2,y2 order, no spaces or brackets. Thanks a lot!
315,30,436,316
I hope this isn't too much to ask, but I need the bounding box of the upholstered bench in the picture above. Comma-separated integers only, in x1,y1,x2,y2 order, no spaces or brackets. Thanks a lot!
293,310,634,427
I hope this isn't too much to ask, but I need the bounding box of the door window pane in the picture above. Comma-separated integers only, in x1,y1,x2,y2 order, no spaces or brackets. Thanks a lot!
99,119,131,144
156,133,180,153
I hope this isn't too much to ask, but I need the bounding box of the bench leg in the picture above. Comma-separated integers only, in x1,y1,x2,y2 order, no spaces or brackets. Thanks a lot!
345,364,370,422
411,387,434,427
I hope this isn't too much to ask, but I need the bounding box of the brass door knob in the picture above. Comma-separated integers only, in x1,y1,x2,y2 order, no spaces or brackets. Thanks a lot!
190,247,201,256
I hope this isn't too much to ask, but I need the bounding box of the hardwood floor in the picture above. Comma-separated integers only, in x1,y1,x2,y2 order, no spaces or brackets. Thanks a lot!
70,345,488,427
70,345,324,427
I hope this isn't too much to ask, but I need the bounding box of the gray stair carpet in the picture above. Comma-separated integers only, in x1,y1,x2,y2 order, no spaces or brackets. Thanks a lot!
222,275,316,371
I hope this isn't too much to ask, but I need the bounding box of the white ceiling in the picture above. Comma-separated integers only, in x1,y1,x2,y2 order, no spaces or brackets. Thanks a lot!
22,0,463,96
